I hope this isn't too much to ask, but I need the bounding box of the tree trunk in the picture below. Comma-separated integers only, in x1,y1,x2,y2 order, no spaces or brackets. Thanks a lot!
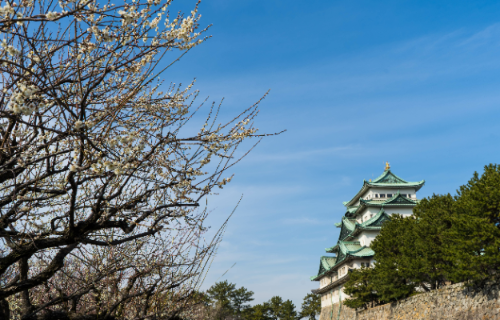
0,298,10,320
19,256,34,318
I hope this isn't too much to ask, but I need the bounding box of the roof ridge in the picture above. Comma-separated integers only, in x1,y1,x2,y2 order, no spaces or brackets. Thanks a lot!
359,208,386,227
372,169,408,184
383,192,418,205
340,240,360,245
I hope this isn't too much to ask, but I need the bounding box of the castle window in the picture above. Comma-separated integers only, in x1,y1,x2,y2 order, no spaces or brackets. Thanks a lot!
379,194,386,198
387,194,393,198
375,194,379,198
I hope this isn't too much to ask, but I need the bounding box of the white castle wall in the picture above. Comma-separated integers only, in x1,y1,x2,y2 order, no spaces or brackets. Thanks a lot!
356,230,378,247
363,188,416,200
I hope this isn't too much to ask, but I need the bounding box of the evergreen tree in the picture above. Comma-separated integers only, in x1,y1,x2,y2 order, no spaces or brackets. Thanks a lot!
262,296,298,320
243,303,271,320
343,267,379,309
206,281,256,319
267,296,284,320
450,164,500,286
370,214,416,302
280,300,298,320
299,293,321,320
231,286,255,315
345,196,458,306
207,280,237,315
410,194,457,290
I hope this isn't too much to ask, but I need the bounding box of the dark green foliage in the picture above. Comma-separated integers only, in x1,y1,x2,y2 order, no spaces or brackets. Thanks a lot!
372,214,416,301
343,164,500,308
343,267,379,309
231,286,255,315
243,303,271,320
206,281,254,319
345,195,458,307
298,293,321,320
267,296,284,320
409,194,456,290
205,282,300,320
207,280,237,312
265,296,297,320
242,296,297,320
280,300,298,320
449,164,500,285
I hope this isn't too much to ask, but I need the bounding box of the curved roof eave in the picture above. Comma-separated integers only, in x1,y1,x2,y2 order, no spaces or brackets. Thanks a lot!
344,180,369,207
344,179,425,207
368,180,425,191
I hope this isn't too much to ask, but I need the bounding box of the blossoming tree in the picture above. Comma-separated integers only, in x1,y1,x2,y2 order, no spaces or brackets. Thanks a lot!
0,0,273,318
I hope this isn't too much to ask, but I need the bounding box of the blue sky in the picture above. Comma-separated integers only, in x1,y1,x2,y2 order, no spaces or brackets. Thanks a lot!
163,0,500,309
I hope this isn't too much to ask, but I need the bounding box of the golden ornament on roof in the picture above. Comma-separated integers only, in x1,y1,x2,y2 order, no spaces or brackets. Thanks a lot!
385,162,390,170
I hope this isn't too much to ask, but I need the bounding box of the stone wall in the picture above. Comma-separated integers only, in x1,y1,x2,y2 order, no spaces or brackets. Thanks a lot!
319,283,500,320
319,303,356,320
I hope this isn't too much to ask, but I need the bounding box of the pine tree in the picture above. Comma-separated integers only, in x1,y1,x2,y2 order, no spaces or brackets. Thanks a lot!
370,214,416,302
449,164,500,286
280,300,297,320
267,296,284,320
410,194,457,290
299,293,321,320
207,280,237,316
343,267,379,309
231,286,255,316
243,303,272,320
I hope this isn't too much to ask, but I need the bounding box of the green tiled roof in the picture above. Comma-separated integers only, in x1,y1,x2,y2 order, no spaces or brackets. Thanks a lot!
329,239,374,259
346,192,419,217
372,169,409,184
353,247,375,257
342,217,356,230
344,169,425,207
360,192,418,207
337,240,375,259
359,208,391,228
310,256,337,280
347,206,358,214
327,210,390,252
313,240,376,280
325,244,339,253
341,240,362,252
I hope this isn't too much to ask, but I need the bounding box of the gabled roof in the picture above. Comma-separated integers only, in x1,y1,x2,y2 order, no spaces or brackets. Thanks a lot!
326,209,391,252
310,256,337,281
344,169,425,207
372,170,409,184
360,192,418,207
346,192,419,217
332,216,356,244
312,239,375,281
347,206,358,214
321,241,375,271
359,208,391,228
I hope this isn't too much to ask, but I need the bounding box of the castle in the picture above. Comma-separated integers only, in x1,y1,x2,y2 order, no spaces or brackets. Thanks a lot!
310,163,425,308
